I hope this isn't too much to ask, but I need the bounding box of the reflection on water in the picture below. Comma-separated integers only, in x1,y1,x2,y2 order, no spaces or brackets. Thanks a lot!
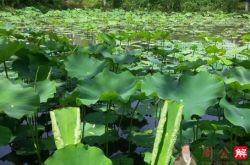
0,145,13,165
0,160,14,165
0,146,11,158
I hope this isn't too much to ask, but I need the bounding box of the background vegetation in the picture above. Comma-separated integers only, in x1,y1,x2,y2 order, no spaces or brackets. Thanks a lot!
0,0,250,164
0,0,249,12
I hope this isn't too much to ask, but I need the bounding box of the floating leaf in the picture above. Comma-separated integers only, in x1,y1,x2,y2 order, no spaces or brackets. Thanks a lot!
44,144,112,165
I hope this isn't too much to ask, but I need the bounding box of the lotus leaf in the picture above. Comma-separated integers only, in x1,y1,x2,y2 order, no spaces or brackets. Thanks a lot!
141,72,224,119
75,69,138,105
151,100,183,165
223,66,250,90
0,125,12,146
50,107,82,149
85,111,118,124
44,144,112,165
0,78,39,119
64,53,105,80
220,98,250,133
35,80,57,103
84,123,105,137
0,38,23,63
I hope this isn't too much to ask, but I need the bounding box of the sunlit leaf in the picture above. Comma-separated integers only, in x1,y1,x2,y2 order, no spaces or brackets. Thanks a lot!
50,107,83,149
44,144,112,165
151,100,183,165
141,72,224,119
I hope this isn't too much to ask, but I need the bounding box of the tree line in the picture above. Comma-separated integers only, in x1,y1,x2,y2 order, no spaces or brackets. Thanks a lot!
0,0,249,12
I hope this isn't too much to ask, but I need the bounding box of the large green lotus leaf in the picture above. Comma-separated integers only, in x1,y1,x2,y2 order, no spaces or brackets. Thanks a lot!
50,107,83,149
141,72,224,119
223,66,250,90
75,69,138,105
35,80,57,103
0,38,23,63
175,72,224,118
64,53,105,80
0,125,12,146
151,100,183,165
141,73,175,99
12,57,51,81
44,144,112,165
0,78,39,119
220,98,250,133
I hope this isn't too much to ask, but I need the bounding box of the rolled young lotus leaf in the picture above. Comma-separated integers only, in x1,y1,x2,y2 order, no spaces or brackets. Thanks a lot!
50,107,82,149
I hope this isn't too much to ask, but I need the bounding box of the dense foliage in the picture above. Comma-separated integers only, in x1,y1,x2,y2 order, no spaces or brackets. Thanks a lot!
0,0,249,12
0,8,250,165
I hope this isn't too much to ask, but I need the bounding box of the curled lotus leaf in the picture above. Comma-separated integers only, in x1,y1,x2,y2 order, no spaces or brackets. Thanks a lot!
220,98,250,133
223,66,250,90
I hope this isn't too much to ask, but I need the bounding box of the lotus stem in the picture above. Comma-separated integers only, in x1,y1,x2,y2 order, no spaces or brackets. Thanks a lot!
155,103,158,128
34,116,41,164
81,105,87,139
196,119,199,140
230,125,233,151
179,119,183,146
128,100,140,153
105,100,112,155
3,61,9,79
27,116,42,165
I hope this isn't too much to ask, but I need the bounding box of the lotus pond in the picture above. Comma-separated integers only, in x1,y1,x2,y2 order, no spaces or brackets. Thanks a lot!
0,7,250,165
